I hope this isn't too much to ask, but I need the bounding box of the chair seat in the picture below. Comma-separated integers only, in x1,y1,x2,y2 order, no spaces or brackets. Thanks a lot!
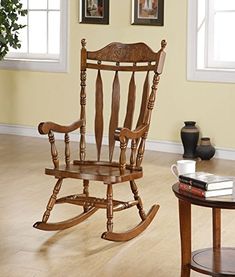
45,161,143,183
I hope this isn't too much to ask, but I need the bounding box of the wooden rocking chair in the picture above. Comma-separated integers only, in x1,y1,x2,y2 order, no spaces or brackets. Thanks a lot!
33,39,166,241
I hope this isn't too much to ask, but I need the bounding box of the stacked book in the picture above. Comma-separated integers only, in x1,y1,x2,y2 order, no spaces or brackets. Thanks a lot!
178,172,234,198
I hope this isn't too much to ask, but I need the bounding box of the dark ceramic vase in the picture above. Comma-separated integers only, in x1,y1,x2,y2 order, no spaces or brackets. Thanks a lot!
180,121,199,159
196,137,215,160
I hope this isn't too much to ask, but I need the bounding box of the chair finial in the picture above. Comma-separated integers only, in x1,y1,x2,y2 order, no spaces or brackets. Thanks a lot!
81,38,86,48
161,40,167,50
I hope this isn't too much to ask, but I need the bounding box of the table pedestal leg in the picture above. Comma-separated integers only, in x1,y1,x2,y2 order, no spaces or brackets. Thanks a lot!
179,199,191,277
213,208,221,249
212,208,221,273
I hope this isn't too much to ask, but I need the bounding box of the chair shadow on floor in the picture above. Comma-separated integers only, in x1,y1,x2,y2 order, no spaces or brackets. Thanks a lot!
36,226,123,257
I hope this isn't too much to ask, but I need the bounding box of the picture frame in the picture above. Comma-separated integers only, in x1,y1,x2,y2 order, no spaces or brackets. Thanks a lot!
131,0,164,26
79,0,109,24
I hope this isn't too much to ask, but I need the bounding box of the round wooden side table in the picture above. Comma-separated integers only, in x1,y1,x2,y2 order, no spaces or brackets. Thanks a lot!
172,183,235,277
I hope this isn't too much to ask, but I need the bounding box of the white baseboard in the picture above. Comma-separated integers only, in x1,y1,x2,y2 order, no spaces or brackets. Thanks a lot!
1,123,235,161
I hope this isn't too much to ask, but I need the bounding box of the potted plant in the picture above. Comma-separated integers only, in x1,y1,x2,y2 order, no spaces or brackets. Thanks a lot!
0,0,27,60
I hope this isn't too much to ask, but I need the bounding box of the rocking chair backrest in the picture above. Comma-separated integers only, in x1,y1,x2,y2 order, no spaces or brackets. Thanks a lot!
79,39,166,167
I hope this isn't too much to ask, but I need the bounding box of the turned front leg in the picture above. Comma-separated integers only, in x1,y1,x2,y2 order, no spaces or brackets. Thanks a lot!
83,180,89,212
106,183,113,232
130,180,146,220
42,178,63,222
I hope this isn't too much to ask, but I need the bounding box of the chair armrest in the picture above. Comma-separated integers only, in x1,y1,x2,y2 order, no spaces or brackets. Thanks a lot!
38,119,84,135
114,124,149,141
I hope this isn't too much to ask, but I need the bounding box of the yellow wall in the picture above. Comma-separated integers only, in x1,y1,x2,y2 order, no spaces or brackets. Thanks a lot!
0,0,235,149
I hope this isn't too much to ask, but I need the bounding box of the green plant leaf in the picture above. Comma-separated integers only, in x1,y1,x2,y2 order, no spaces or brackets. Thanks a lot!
0,0,27,60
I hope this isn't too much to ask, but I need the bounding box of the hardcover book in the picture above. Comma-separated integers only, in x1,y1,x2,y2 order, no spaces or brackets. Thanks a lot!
179,172,234,191
179,182,233,198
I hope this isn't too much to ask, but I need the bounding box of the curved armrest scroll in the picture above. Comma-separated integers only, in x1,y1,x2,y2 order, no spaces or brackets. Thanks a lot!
38,119,84,135
114,124,149,141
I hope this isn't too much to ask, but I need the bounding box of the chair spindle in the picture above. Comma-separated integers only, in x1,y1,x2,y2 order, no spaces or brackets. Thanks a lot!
48,131,59,169
130,139,137,169
124,71,136,130
95,69,104,161
136,133,147,168
136,71,150,128
64,133,70,167
80,69,86,161
109,71,120,162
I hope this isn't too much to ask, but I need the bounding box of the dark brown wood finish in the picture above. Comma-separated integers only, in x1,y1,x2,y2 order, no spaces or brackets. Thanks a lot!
87,42,160,62
124,72,136,130
109,71,120,162
136,71,149,128
213,208,221,249
34,39,166,241
95,70,103,161
173,183,235,276
179,199,191,277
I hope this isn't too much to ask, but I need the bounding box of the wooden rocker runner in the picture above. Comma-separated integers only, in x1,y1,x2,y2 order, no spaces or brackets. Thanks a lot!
33,39,166,241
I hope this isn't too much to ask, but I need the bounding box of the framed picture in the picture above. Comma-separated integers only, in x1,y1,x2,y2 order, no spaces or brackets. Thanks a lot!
80,0,109,24
132,0,164,26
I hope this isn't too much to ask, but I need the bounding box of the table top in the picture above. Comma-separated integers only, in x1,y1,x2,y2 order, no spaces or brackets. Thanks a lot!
172,183,235,209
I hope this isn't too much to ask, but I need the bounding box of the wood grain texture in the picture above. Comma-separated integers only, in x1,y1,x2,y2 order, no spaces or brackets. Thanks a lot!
95,70,103,161
173,184,235,276
213,208,221,249
45,162,143,183
191,248,235,275
136,71,149,128
38,119,84,135
33,39,167,242
178,199,191,277
79,68,87,161
48,131,59,168
124,72,136,130
108,71,120,162
64,133,70,167
34,207,98,231
102,204,159,241
87,42,160,62
1,134,235,276
86,62,158,72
